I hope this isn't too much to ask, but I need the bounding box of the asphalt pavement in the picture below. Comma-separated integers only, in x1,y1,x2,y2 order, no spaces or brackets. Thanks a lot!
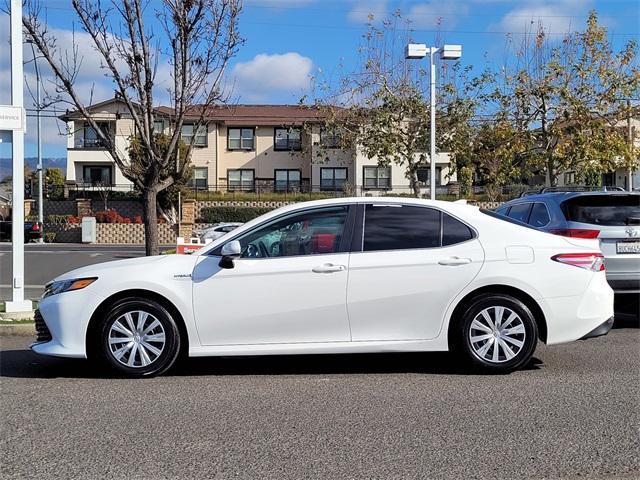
1,328,639,480
0,243,168,301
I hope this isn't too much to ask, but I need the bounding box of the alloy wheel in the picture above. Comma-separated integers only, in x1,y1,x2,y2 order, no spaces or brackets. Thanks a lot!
108,310,166,368
468,306,526,364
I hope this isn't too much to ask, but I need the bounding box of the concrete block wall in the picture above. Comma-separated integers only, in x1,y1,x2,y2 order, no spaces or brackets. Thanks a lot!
95,224,177,245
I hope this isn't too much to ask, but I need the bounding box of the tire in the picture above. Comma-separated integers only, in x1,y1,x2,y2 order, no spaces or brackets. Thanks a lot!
452,294,538,373
96,297,181,377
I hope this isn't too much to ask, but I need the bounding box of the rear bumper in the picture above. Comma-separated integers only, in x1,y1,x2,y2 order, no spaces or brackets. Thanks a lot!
580,316,614,339
542,273,615,345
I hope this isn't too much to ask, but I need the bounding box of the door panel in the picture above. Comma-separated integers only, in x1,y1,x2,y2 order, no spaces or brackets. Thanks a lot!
192,254,351,345
346,240,484,341
191,204,354,346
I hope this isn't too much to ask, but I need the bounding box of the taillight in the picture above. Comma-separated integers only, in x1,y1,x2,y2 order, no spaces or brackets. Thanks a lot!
551,253,605,272
32,223,40,231
549,228,599,239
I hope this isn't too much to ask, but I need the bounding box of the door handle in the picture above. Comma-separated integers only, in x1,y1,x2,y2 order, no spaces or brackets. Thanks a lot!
312,263,346,273
438,257,472,266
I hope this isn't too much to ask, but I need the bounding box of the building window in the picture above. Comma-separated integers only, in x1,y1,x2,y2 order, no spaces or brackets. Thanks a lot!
228,128,254,150
227,169,255,191
77,122,111,149
82,165,112,185
181,124,207,147
153,120,164,133
416,166,442,186
275,170,301,192
320,168,347,191
563,171,576,185
601,172,616,187
363,166,391,190
274,128,302,151
191,167,208,189
320,128,342,149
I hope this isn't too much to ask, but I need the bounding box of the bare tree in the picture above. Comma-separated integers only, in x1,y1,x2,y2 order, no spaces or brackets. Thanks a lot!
22,0,243,255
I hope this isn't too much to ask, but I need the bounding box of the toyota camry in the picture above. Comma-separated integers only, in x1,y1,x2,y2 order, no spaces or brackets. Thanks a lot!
32,198,614,377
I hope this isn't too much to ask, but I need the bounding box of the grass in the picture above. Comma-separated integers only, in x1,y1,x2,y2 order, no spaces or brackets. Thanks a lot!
0,319,34,325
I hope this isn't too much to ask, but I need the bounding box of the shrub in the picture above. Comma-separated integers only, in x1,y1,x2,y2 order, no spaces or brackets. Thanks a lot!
95,210,124,224
133,215,143,224
198,206,273,224
44,232,57,243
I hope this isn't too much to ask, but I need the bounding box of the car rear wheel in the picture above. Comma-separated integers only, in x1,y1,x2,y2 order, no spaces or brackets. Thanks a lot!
453,294,538,373
97,298,181,377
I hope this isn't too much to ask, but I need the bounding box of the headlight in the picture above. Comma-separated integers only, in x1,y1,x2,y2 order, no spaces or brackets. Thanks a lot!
43,277,97,299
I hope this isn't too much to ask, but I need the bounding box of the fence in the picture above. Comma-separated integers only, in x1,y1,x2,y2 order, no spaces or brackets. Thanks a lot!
42,182,531,203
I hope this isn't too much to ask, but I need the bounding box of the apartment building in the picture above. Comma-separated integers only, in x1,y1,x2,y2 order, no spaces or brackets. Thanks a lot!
61,98,455,194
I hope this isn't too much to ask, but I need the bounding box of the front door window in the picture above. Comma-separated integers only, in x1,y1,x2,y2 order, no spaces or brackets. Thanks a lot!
233,206,348,258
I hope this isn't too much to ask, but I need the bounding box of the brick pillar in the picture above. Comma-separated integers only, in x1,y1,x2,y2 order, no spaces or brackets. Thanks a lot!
76,199,92,218
179,200,196,239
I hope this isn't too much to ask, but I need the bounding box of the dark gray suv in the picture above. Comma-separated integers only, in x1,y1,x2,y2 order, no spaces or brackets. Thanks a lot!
496,191,640,295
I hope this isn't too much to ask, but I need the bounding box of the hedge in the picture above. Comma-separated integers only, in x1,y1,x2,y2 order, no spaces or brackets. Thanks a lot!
198,206,274,224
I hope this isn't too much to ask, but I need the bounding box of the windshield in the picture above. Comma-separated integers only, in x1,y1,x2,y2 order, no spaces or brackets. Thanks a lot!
561,195,640,226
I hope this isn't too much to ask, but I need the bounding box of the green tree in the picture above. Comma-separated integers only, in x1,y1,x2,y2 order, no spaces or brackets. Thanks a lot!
496,11,639,186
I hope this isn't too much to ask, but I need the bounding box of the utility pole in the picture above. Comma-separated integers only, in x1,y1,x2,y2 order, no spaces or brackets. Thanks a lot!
6,0,32,312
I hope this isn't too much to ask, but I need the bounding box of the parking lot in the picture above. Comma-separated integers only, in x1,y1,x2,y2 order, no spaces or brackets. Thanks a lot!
1,327,638,480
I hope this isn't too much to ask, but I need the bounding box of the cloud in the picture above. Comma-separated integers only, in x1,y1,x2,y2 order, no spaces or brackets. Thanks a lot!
494,0,595,34
347,0,388,24
406,2,470,29
229,52,313,102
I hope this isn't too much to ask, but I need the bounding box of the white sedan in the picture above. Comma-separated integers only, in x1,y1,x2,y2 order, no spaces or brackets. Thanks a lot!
194,222,243,242
33,198,614,377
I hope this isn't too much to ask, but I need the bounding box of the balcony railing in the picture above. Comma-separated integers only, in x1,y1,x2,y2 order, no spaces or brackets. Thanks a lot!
73,137,113,149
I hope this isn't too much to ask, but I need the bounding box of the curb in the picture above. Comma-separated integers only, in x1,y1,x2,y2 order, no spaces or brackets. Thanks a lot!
0,323,35,337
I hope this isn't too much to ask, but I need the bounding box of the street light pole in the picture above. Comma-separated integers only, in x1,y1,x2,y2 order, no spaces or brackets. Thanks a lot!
29,41,44,241
429,47,437,201
406,43,462,201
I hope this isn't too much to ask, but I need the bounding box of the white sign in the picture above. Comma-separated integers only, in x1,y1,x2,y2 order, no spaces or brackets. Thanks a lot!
0,105,25,131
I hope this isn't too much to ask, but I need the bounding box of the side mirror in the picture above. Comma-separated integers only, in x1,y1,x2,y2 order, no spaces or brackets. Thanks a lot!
219,240,242,269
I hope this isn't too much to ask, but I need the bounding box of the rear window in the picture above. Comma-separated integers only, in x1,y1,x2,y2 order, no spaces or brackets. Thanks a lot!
561,195,640,226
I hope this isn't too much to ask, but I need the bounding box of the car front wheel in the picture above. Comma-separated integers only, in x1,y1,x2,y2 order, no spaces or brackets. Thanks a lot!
453,294,538,373
97,298,181,377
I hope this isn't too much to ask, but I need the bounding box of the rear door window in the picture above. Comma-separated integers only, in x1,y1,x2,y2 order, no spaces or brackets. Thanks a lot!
561,195,640,226
363,205,440,251
528,203,550,227
507,203,532,223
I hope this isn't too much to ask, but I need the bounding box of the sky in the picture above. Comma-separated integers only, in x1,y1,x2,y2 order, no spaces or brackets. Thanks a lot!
0,0,638,160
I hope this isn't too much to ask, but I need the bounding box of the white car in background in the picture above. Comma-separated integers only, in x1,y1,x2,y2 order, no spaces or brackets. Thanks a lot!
33,198,614,377
195,222,243,242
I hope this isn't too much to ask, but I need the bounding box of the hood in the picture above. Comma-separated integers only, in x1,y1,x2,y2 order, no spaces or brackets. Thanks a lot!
52,255,171,283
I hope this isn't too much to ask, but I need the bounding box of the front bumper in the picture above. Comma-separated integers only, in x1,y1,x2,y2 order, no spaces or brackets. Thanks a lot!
30,290,105,359
580,316,614,340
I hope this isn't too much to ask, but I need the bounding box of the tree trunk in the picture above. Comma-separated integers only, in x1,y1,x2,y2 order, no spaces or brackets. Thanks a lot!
546,156,557,187
142,187,159,256
408,167,420,197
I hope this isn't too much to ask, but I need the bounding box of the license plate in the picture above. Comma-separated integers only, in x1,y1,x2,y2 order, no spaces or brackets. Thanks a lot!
617,240,640,254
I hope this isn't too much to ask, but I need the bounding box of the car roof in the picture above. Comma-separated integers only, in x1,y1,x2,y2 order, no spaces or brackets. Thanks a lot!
506,190,639,205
